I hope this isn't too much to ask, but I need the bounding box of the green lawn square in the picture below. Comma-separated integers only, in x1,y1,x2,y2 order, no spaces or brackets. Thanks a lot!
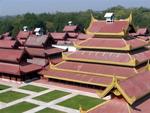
57,95,105,110
33,90,70,102
36,108,66,113
19,85,48,92
0,84,10,90
0,91,29,103
0,101,38,113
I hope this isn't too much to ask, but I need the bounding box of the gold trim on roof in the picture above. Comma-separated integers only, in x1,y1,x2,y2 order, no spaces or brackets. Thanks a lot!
74,41,132,51
62,52,138,67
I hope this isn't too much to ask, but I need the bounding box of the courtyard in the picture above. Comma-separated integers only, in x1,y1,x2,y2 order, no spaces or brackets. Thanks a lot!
0,79,105,113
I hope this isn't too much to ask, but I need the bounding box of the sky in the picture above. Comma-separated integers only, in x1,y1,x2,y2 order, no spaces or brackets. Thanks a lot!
0,0,149,16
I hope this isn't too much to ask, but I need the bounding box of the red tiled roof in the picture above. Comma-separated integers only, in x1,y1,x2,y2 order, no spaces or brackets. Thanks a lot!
27,58,48,66
0,62,41,75
17,31,30,39
50,57,63,65
55,61,138,79
20,63,42,73
64,49,150,66
75,38,147,50
119,71,150,101
88,20,129,33
25,35,49,48
26,47,64,57
44,68,113,87
67,32,78,38
50,32,67,40
63,25,78,32
0,49,24,63
130,95,150,113
0,40,20,49
87,98,129,113
45,48,65,55
77,33,93,40
25,48,45,57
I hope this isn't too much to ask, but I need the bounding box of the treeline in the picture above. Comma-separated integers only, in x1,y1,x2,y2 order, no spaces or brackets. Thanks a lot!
0,6,150,37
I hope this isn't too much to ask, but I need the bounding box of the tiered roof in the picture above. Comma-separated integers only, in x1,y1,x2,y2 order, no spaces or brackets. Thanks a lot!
43,13,150,110
0,48,41,76
25,35,65,66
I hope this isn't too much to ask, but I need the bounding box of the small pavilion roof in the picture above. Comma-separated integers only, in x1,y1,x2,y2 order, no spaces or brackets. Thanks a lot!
50,32,67,40
25,47,64,57
85,13,134,37
0,40,21,49
0,62,41,75
17,31,30,39
0,49,24,63
74,38,148,51
25,35,50,48
63,25,78,32
63,49,150,67
53,61,138,79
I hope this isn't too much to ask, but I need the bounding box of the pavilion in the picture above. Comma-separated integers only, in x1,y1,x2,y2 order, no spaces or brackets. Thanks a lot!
42,13,150,113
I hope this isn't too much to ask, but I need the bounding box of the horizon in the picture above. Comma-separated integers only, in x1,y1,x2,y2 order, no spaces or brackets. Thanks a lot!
0,0,150,16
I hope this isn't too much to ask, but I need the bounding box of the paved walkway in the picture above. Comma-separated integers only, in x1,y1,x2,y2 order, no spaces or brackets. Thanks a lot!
0,78,111,113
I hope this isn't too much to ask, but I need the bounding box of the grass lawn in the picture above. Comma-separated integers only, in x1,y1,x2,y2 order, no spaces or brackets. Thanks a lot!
33,90,70,102
36,108,66,113
0,84,10,90
0,91,29,103
58,95,105,110
0,101,38,113
19,85,48,92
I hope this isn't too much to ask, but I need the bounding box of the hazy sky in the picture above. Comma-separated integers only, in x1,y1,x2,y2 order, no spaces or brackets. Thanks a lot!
0,0,149,16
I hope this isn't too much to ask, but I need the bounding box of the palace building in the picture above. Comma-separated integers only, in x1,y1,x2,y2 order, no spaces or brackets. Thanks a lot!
42,13,150,113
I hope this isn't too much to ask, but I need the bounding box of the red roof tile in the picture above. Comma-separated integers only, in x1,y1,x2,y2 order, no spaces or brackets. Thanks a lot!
25,48,45,57
45,48,65,55
67,32,78,38
0,49,24,63
44,69,113,87
27,58,48,66
50,32,67,40
75,38,147,51
63,25,78,32
64,49,150,66
26,47,64,57
55,61,137,79
0,62,41,75
17,31,30,39
87,98,129,113
77,33,94,40
130,95,150,113
25,35,50,48
20,63,42,73
0,40,20,49
119,71,150,101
